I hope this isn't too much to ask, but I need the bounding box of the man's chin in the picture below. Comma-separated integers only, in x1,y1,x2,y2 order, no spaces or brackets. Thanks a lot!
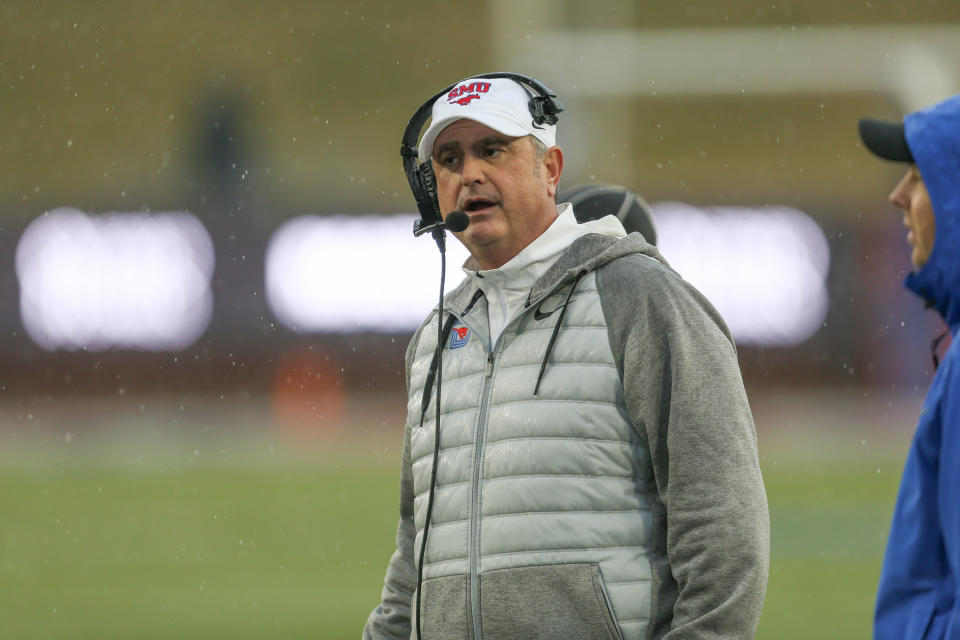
459,219,501,244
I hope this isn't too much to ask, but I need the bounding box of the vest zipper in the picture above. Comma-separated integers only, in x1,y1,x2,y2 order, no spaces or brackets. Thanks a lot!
470,348,496,640
465,280,577,639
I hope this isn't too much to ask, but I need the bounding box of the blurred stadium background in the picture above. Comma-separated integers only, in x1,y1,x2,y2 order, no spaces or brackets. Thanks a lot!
2,1,959,637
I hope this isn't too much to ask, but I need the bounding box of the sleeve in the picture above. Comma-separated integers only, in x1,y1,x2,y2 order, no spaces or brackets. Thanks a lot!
363,326,427,640
362,424,417,640
874,356,957,640
598,257,770,639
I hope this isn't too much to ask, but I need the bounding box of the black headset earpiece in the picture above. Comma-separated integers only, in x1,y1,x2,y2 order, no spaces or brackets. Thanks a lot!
400,104,443,236
406,156,441,235
528,93,562,128
401,72,564,237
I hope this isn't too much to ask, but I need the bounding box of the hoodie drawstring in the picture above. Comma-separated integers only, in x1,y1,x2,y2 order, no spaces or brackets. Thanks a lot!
932,327,951,371
420,289,484,414
534,271,585,396
420,312,458,418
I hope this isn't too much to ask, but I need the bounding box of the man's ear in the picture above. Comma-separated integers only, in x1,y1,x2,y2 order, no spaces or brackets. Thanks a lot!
543,146,564,198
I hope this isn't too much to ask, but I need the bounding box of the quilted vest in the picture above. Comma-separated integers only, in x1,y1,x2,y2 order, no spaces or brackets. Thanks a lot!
407,271,654,640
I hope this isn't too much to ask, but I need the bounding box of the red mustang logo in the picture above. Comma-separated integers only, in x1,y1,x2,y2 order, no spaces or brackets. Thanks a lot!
447,82,490,107
449,324,471,349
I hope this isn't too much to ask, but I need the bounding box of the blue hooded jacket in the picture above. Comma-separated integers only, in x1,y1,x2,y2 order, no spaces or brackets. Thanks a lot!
875,94,960,639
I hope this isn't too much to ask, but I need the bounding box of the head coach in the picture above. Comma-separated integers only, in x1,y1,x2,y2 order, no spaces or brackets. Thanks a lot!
363,73,769,640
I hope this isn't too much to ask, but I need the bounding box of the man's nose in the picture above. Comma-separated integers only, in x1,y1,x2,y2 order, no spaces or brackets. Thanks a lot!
460,154,485,184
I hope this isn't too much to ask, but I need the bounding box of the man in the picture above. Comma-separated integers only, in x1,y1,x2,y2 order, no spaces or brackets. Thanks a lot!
560,183,658,246
860,93,960,639
365,74,769,640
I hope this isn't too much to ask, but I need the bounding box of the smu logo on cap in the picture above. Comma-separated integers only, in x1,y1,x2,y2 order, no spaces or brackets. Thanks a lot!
447,81,490,107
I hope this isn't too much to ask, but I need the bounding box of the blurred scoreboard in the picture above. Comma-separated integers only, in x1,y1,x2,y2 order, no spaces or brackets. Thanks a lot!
14,205,829,351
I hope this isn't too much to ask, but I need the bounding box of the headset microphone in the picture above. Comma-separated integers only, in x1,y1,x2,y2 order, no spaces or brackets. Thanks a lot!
412,209,470,237
444,210,470,232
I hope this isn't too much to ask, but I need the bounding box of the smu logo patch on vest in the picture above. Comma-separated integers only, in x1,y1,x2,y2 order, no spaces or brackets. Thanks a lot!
447,82,491,107
449,324,470,349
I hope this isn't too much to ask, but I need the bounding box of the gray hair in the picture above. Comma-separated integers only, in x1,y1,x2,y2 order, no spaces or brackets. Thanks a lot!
530,136,548,160
530,135,549,176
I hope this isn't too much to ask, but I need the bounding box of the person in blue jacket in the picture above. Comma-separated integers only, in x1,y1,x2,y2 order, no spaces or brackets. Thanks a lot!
859,93,960,638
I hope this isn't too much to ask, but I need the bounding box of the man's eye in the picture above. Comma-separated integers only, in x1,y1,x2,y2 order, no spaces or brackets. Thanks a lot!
439,155,459,167
483,147,502,158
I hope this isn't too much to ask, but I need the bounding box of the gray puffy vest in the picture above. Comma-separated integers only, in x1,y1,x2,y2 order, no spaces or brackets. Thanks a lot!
408,269,653,640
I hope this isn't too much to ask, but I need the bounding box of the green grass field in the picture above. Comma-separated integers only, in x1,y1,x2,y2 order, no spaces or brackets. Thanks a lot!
758,459,902,638
1,416,908,639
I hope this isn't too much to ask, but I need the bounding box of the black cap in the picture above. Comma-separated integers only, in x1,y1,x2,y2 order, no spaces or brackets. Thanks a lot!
560,184,657,246
858,118,914,163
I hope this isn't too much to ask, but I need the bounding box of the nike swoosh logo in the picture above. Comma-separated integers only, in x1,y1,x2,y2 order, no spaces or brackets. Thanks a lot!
534,298,577,321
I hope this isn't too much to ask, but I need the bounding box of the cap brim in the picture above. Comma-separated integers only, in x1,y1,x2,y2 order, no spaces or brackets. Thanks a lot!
418,115,533,163
858,118,914,162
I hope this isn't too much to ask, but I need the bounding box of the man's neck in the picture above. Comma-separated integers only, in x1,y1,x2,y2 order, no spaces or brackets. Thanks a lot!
469,210,557,270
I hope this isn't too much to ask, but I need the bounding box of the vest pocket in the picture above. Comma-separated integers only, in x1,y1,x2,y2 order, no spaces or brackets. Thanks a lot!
417,573,469,639
596,568,626,640
479,562,623,640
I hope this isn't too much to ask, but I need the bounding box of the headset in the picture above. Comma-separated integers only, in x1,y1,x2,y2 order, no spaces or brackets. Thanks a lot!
400,72,565,238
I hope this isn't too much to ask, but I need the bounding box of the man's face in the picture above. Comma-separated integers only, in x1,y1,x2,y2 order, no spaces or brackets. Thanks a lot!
889,165,936,269
432,120,563,270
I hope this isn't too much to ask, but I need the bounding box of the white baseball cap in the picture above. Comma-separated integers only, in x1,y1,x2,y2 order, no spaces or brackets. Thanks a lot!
417,76,558,163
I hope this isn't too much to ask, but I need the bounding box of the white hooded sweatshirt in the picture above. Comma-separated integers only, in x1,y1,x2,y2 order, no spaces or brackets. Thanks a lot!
463,202,626,346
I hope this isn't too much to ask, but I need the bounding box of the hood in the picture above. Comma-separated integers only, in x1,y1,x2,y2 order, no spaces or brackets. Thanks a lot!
526,231,668,304
903,94,960,331
444,231,668,315
441,231,669,397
